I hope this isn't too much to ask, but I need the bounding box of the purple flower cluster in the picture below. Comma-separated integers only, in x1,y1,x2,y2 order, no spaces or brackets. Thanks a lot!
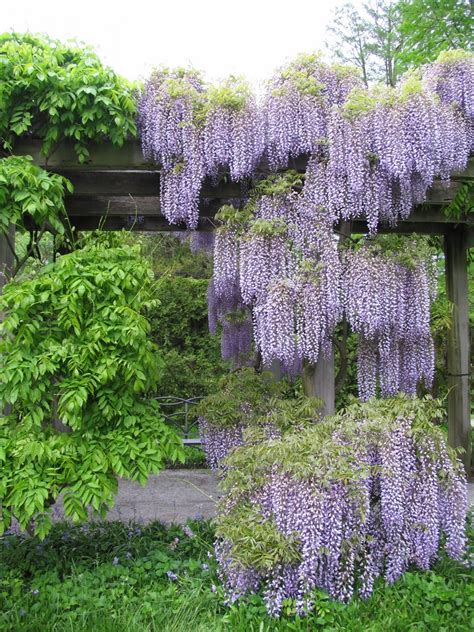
215,403,468,616
138,52,473,231
198,416,244,470
203,80,264,181
189,230,215,254
423,51,474,151
322,81,470,233
263,54,362,170
199,414,280,471
138,71,262,228
211,164,342,372
343,244,436,400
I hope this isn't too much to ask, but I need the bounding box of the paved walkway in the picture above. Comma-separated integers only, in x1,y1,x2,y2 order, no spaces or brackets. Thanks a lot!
52,470,474,525
106,469,221,523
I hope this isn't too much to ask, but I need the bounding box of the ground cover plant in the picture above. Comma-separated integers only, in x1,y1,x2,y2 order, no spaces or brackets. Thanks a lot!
0,516,472,631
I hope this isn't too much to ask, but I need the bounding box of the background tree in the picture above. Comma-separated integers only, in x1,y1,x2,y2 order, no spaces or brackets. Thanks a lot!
326,0,403,86
327,0,472,85
326,3,373,87
365,0,403,86
396,0,473,70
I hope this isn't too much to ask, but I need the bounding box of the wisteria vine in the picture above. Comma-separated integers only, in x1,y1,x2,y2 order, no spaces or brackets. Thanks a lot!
138,71,262,228
138,50,473,232
215,396,468,616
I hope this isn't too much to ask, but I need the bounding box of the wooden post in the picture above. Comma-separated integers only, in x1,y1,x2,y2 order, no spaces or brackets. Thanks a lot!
0,224,15,292
302,350,336,416
269,358,283,382
444,227,472,473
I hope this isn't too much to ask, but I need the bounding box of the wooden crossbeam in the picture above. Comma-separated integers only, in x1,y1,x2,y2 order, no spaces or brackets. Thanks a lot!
10,140,472,233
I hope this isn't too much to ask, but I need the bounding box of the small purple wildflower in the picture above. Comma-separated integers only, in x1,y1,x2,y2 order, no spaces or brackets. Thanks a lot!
183,525,195,538
166,571,178,581
112,556,119,566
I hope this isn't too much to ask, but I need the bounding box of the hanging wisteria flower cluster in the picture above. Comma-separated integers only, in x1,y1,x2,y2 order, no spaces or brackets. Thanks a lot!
343,237,437,400
138,70,262,228
423,50,474,151
208,215,254,367
212,170,342,371
262,53,362,170
139,50,473,232
215,396,468,617
318,75,471,233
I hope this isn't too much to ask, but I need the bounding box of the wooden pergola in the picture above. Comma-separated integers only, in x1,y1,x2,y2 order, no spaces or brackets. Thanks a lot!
1,140,472,471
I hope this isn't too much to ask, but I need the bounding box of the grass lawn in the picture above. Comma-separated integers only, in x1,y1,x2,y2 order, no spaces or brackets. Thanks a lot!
0,517,472,632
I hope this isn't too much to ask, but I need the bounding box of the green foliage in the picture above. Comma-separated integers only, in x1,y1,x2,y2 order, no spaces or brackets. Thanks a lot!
397,0,473,70
0,244,183,536
207,76,253,112
0,155,71,235
253,170,303,197
148,275,224,398
273,52,359,97
443,181,473,220
195,367,318,436
0,32,137,160
349,233,437,271
166,446,207,469
151,67,253,128
139,232,214,280
0,517,472,631
194,368,284,428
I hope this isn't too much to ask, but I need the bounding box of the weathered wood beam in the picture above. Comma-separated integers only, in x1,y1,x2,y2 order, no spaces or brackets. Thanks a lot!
51,169,245,198
65,209,472,234
0,224,16,292
55,169,466,206
67,215,215,232
444,226,472,473
12,140,474,182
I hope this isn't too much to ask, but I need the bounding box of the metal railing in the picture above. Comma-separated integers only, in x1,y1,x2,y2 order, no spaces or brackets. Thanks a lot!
152,396,203,445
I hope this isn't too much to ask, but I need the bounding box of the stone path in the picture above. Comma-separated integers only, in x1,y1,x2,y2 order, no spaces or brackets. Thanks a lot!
103,471,474,524
51,470,474,525
105,469,221,524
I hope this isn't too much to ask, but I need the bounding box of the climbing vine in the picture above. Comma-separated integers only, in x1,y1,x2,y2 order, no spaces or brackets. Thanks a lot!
0,33,137,161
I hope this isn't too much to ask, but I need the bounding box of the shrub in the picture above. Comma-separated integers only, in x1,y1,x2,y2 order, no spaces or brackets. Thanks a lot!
195,368,321,469
0,32,137,160
0,244,183,537
215,396,468,616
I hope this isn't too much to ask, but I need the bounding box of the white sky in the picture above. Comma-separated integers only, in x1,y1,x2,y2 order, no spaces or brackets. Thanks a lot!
3,0,361,87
